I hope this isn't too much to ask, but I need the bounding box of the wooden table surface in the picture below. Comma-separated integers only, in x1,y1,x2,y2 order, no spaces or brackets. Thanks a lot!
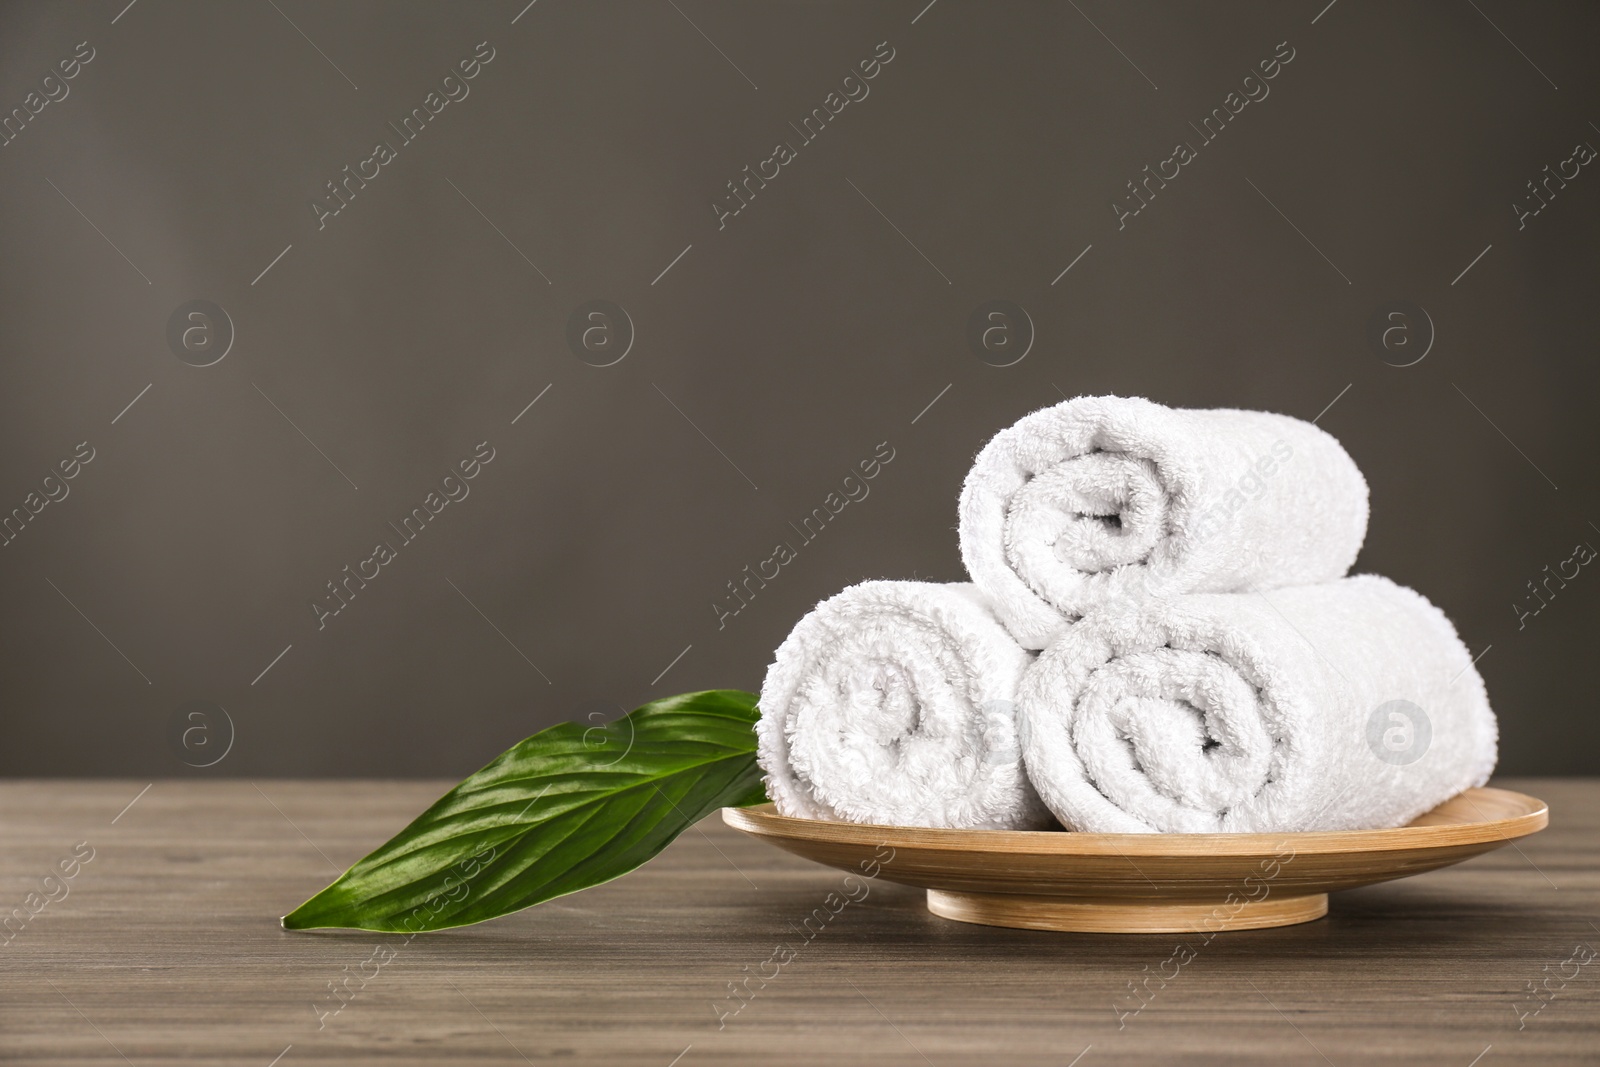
2,778,1596,1066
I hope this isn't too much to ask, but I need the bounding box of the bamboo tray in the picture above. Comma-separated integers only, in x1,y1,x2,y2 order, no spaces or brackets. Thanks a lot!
722,786,1547,933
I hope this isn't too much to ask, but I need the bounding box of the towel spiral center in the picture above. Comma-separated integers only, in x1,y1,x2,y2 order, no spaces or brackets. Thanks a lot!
1006,453,1167,604
1073,648,1276,823
783,618,1019,827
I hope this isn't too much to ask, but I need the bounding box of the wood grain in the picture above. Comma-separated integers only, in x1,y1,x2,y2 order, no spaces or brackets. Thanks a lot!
1,778,1595,1065
925,889,1331,933
722,788,1548,932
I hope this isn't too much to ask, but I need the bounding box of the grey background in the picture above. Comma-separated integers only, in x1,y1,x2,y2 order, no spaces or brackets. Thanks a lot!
1,0,1594,778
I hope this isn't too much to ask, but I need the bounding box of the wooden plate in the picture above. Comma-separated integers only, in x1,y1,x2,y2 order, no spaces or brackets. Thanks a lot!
722,786,1547,933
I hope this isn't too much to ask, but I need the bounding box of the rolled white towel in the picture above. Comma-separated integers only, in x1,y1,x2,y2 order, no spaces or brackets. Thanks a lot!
958,395,1369,648
1017,575,1498,834
757,580,1052,830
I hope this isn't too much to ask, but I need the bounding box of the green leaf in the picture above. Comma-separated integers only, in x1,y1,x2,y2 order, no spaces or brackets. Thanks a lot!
282,689,766,932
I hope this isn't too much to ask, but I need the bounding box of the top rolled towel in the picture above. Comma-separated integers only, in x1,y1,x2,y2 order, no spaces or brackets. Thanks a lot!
757,580,1051,830
1017,575,1499,834
958,395,1369,648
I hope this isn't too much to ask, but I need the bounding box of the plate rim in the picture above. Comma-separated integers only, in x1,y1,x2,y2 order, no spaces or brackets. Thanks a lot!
721,785,1548,858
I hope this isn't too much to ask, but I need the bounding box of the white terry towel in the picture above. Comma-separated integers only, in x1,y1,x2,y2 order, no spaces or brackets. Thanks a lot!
757,580,1052,830
1017,575,1498,834
958,395,1369,649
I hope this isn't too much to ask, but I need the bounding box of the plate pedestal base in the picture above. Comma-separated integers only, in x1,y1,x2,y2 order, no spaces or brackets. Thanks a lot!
925,889,1330,933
